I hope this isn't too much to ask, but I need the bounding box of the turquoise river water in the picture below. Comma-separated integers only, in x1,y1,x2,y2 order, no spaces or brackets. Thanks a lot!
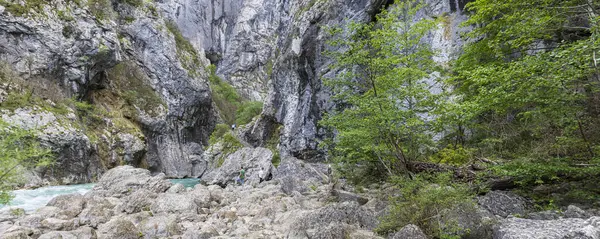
0,178,200,212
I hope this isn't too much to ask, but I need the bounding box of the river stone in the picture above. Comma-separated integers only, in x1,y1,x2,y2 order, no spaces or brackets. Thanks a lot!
46,193,85,219
38,226,96,239
494,216,600,239
1,226,41,239
117,189,158,214
97,218,139,239
78,196,116,228
150,193,198,214
139,214,181,238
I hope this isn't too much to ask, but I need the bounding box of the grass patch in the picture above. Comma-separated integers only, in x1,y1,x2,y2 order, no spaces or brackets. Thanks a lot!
266,124,282,167
215,132,243,167
165,20,202,77
0,0,46,17
235,101,263,126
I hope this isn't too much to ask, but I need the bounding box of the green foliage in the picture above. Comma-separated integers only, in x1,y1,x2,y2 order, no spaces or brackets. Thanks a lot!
9,208,25,217
321,0,441,179
452,0,600,161
0,0,46,17
235,101,263,126
431,145,474,166
266,125,282,167
377,173,477,238
207,65,244,125
0,119,53,205
119,0,143,7
209,124,230,145
165,20,202,76
88,0,113,20
215,132,243,167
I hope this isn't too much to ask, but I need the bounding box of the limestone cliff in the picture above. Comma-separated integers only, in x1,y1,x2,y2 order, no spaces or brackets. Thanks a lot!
0,0,469,183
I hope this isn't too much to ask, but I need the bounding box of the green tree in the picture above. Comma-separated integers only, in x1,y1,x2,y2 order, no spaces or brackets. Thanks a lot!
451,0,600,160
321,0,441,179
0,120,53,204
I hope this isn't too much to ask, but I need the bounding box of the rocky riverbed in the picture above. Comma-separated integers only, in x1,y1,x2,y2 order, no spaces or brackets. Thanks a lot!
2,164,600,239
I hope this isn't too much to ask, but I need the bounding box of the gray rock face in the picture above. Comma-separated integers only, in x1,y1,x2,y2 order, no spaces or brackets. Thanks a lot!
479,191,530,218
494,217,600,239
202,147,274,186
565,205,591,219
0,0,216,180
389,224,428,239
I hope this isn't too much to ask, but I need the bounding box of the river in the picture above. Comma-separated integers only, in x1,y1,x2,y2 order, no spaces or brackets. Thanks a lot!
0,178,200,212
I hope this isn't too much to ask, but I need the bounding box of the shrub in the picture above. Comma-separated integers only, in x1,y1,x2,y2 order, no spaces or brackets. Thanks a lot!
431,145,474,166
0,119,53,204
207,65,242,124
209,124,230,145
377,173,477,238
235,101,263,126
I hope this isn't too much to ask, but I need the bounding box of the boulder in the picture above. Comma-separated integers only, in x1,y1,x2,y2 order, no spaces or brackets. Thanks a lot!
292,201,377,232
38,226,96,239
96,218,140,239
494,216,600,239
203,147,274,187
188,185,212,208
275,157,329,195
527,210,562,220
116,189,158,214
139,214,181,238
46,193,86,219
565,205,590,219
150,193,198,214
333,189,369,205
91,166,171,197
166,184,186,194
0,226,41,239
389,224,427,239
40,218,77,231
78,197,116,227
479,191,529,218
